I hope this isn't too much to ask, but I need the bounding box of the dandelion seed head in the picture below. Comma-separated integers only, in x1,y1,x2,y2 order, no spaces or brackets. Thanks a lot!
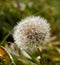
13,16,51,51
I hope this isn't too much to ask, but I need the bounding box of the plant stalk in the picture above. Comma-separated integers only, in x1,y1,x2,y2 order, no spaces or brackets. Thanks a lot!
37,47,45,65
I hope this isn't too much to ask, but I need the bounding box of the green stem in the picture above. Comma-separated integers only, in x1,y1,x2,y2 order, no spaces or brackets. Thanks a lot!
0,46,16,65
0,29,13,45
37,47,45,65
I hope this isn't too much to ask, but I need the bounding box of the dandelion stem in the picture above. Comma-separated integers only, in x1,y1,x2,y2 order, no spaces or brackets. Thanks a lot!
37,47,45,65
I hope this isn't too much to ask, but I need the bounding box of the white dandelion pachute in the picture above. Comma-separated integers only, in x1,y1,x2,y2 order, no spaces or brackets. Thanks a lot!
13,16,50,51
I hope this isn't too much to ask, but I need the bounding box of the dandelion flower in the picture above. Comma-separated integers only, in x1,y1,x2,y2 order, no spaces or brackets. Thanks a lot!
13,16,50,51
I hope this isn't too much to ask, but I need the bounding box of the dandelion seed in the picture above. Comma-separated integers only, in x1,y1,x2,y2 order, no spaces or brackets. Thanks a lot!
13,16,50,51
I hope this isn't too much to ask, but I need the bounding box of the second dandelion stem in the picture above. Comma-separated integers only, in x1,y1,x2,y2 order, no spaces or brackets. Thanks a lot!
37,47,45,65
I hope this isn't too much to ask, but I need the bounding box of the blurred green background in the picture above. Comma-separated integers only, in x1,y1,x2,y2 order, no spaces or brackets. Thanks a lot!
0,0,60,65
